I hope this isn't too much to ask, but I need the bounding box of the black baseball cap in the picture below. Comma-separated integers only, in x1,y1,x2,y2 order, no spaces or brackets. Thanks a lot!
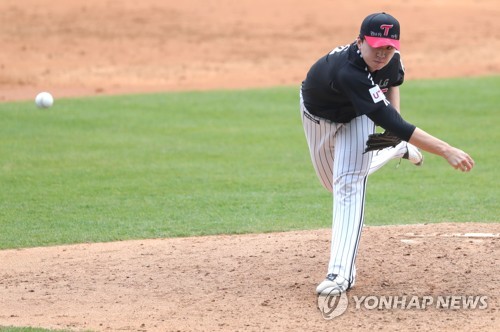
360,12,400,50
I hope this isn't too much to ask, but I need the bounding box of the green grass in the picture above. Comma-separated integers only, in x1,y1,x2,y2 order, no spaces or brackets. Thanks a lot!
0,76,498,249
366,76,499,224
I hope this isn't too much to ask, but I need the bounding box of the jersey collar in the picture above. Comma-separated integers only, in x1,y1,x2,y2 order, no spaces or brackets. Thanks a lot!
348,42,369,71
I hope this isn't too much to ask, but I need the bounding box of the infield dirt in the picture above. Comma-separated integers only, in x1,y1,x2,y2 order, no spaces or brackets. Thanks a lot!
0,0,499,331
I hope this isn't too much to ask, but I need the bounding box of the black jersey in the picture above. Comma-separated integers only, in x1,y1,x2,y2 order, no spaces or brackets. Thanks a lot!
301,42,404,124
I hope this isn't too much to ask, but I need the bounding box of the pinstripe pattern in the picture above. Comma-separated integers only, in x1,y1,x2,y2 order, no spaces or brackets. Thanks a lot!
300,90,406,286
329,116,373,285
300,100,342,193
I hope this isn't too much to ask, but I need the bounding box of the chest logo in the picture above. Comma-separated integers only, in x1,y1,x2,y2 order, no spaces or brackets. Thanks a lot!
378,79,390,88
378,79,390,93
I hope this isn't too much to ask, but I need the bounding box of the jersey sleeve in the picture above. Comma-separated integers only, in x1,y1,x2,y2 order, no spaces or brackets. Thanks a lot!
367,107,416,141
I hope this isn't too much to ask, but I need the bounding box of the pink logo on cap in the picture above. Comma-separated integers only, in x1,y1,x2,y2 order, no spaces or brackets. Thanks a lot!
380,24,394,36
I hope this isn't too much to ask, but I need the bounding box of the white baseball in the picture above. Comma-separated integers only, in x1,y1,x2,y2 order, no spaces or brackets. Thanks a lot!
35,92,54,109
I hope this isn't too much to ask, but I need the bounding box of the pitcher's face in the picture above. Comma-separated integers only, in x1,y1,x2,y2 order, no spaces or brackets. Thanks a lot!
357,38,396,72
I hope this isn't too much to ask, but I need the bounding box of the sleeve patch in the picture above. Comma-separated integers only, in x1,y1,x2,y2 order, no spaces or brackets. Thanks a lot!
369,85,387,104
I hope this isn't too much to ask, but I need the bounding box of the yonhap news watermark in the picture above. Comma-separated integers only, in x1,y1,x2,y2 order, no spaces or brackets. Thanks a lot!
317,292,488,320
352,295,488,310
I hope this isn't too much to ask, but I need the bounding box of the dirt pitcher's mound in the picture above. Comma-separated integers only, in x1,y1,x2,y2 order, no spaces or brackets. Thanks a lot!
0,223,498,331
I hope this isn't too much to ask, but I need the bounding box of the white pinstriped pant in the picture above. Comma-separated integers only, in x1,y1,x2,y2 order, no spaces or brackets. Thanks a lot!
300,92,406,285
